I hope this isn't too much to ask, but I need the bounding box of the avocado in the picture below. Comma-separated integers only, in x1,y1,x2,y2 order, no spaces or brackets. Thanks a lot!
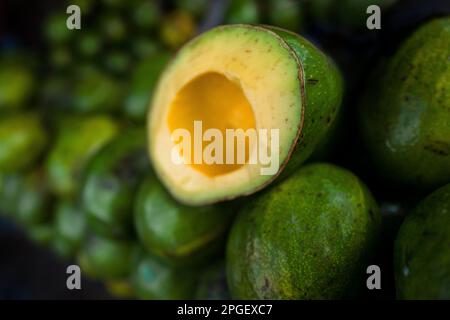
149,24,343,205
124,53,171,122
160,11,196,49
13,169,52,226
82,127,149,239
134,175,235,266
131,0,160,29
131,250,198,300
195,260,230,300
359,17,450,191
45,115,119,198
72,69,124,113
0,173,23,216
105,279,135,299
52,201,87,258
394,183,450,299
226,0,260,24
226,163,381,299
27,222,54,246
44,13,73,45
78,233,137,280
0,113,47,172
0,61,35,112
267,0,303,32
309,0,398,30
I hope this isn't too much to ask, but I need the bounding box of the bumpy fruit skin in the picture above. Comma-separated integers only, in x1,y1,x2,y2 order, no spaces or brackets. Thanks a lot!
124,53,171,122
394,183,450,299
78,234,137,280
45,115,119,198
53,201,86,258
134,176,235,266
82,128,149,239
0,113,47,172
131,251,198,300
227,163,380,299
360,18,450,191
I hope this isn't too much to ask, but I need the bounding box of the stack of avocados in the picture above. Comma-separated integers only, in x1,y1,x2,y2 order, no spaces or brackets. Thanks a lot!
0,0,449,300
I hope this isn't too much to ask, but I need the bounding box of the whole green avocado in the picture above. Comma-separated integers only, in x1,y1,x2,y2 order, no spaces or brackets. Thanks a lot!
82,127,150,239
134,175,236,266
0,113,47,172
226,163,381,299
359,18,450,191
394,183,450,299
45,115,119,198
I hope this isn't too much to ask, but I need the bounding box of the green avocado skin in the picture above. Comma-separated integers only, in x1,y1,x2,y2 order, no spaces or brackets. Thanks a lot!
45,115,119,199
78,234,137,281
195,260,231,300
124,53,171,122
82,127,149,239
265,26,344,178
226,163,380,299
52,201,87,259
132,250,198,300
0,113,47,172
394,183,450,299
360,18,450,191
134,176,235,266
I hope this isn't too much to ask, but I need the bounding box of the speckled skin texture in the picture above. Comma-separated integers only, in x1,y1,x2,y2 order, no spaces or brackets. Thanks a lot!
82,127,149,239
45,115,119,198
226,163,380,299
360,18,450,191
0,113,47,172
394,183,450,299
134,176,235,266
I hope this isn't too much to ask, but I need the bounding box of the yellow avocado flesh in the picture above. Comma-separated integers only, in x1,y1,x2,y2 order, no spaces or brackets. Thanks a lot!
149,25,303,205
167,72,256,177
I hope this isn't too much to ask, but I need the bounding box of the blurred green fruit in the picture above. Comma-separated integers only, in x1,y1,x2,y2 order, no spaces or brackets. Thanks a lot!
44,13,73,44
78,233,137,280
134,175,235,266
359,18,450,191
131,1,160,29
267,0,304,31
53,201,87,258
0,62,34,112
45,115,119,198
226,0,260,24
195,260,230,300
0,113,47,172
77,32,102,57
72,68,123,113
27,222,54,246
395,183,450,299
132,38,162,59
160,11,196,49
124,52,171,121
132,251,198,300
104,51,131,74
82,128,149,239
100,13,127,43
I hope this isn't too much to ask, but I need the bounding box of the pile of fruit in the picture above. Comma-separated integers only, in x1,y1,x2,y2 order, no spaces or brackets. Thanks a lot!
0,0,449,300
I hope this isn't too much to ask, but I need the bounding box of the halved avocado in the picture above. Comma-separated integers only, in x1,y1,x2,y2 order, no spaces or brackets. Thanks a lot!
149,24,343,205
